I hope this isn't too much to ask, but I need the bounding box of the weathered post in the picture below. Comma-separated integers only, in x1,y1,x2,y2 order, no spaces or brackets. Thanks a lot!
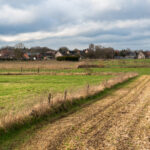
64,90,67,101
48,93,51,104
37,68,40,73
87,84,90,95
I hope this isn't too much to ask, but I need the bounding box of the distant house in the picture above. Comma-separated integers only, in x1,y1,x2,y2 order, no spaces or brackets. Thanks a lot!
43,51,55,60
55,49,71,58
23,53,30,60
137,52,145,59
0,49,15,60
55,51,63,58
66,50,70,55
144,51,150,59
73,49,81,55
84,49,90,54
125,52,136,59
68,50,80,56
26,52,41,60
0,51,3,57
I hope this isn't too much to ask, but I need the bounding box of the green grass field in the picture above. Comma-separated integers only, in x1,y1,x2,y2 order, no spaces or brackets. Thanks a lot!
0,59,150,118
0,59,150,119
0,74,113,118
91,67,150,75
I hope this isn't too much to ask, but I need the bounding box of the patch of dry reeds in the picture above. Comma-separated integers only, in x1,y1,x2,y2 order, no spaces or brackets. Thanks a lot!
0,59,104,73
0,60,82,70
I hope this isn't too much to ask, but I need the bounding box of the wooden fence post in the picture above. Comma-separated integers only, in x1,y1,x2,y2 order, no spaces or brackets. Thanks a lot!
64,90,67,101
37,68,40,73
48,93,51,104
87,84,89,95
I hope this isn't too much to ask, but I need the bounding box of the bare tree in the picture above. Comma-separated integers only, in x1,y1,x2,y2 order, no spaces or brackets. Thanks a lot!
15,43,25,49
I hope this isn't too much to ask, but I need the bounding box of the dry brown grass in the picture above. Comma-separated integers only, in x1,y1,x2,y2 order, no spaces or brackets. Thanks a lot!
0,72,138,132
0,59,104,72
0,60,82,70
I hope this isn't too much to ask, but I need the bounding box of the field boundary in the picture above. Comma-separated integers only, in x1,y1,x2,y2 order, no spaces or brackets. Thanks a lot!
0,72,114,76
0,72,134,76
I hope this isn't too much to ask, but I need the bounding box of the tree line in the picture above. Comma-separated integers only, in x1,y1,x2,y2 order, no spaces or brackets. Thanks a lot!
0,43,149,60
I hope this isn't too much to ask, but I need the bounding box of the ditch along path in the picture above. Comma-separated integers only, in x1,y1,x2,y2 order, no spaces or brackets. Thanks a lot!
18,75,150,150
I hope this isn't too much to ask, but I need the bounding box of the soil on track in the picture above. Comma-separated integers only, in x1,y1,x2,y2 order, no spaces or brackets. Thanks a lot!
18,75,150,150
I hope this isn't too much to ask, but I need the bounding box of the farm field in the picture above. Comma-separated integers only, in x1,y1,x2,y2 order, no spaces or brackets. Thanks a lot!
0,74,113,118
0,59,149,150
14,75,150,150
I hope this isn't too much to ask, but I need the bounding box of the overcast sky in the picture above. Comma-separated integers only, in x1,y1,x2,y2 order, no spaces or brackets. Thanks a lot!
0,0,150,50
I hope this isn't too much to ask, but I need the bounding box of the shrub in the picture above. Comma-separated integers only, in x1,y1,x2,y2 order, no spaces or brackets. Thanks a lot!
56,56,79,61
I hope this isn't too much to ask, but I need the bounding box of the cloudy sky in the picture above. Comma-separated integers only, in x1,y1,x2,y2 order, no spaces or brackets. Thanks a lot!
0,0,150,50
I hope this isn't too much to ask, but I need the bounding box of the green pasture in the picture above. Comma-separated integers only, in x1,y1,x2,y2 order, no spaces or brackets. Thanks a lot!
55,67,150,75
91,68,150,75
0,59,150,118
0,74,113,118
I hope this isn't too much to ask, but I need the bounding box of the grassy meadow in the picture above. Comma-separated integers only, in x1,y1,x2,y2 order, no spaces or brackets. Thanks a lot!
0,59,150,118
0,59,149,121
0,74,113,118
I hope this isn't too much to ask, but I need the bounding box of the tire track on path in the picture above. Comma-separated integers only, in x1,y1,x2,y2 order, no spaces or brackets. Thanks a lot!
59,76,150,150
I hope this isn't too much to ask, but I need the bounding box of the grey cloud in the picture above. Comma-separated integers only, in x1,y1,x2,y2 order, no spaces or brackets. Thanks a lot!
1,0,150,49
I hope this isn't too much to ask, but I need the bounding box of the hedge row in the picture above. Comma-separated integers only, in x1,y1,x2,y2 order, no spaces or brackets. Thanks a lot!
56,56,79,61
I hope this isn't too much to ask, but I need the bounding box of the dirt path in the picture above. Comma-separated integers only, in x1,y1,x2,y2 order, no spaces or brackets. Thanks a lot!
18,75,150,150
